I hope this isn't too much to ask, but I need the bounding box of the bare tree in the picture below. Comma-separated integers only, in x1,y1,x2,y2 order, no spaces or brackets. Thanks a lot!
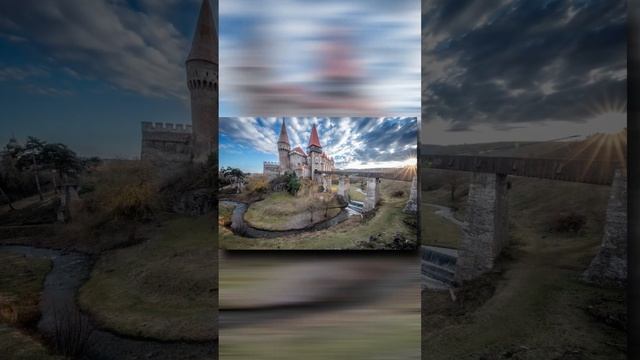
444,172,465,203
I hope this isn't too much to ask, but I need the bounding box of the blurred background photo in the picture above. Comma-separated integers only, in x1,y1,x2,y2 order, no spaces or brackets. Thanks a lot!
219,0,420,117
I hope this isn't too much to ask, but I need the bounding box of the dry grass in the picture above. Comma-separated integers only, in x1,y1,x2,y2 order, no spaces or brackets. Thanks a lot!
0,251,51,326
78,215,217,341
243,192,342,231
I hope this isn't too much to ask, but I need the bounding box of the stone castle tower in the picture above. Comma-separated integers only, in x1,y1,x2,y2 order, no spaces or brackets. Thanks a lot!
277,119,291,173
186,0,218,163
307,124,322,179
140,0,218,163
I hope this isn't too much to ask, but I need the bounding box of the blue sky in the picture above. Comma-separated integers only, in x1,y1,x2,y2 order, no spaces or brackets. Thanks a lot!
220,117,417,173
0,0,419,159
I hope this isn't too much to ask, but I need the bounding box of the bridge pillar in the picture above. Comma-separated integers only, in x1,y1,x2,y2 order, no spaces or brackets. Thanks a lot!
322,175,331,192
338,176,350,202
583,169,627,286
403,175,418,214
364,177,381,212
456,172,509,281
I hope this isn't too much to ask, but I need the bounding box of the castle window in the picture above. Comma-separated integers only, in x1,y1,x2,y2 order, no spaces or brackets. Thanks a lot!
197,80,201,88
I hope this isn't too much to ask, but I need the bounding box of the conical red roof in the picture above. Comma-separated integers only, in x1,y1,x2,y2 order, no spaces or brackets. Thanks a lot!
187,0,218,63
308,124,321,148
278,118,290,144
292,146,307,156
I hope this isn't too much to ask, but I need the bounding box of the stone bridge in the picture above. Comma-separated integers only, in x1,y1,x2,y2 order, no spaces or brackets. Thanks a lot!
315,169,418,214
422,154,627,286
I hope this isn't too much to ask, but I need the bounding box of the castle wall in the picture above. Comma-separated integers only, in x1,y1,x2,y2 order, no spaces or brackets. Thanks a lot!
263,162,280,178
141,122,192,162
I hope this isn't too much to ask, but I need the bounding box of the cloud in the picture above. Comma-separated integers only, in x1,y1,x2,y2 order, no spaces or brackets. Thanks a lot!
422,0,627,133
220,117,418,169
0,65,49,81
0,0,193,99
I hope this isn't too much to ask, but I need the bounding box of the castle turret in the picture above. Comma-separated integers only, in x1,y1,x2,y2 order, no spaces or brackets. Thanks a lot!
277,118,291,173
307,124,323,179
187,0,218,163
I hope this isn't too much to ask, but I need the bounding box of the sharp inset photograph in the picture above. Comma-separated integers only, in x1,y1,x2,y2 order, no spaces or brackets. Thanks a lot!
219,117,418,250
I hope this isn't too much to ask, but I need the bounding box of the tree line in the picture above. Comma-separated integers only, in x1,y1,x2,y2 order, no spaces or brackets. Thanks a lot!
0,136,97,209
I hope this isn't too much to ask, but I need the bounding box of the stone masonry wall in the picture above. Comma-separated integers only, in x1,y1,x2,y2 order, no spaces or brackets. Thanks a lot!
583,169,627,286
364,177,380,212
456,172,509,281
141,122,192,163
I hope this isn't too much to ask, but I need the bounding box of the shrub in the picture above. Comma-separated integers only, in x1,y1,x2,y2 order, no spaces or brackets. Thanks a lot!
246,175,269,194
80,161,160,223
552,212,587,233
391,190,404,198
286,172,301,195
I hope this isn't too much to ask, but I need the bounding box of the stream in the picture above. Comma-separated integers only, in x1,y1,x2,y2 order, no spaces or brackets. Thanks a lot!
1,245,216,360
424,203,467,227
222,200,351,238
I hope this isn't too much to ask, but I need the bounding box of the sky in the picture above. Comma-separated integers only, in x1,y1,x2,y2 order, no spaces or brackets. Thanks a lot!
219,117,418,173
0,0,215,159
421,0,627,145
0,0,420,159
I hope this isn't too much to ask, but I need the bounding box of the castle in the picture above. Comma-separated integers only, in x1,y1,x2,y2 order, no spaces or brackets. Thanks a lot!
264,119,335,179
141,0,218,163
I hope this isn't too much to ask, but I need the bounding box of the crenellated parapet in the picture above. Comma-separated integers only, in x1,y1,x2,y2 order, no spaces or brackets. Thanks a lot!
141,122,192,162
142,121,193,133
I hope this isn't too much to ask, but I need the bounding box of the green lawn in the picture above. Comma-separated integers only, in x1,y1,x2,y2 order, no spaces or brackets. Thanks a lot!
348,186,366,202
78,215,217,341
221,180,416,249
420,199,462,248
244,192,342,231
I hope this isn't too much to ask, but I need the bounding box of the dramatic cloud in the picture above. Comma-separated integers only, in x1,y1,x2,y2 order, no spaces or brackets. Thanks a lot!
0,0,195,99
220,117,418,170
422,0,627,140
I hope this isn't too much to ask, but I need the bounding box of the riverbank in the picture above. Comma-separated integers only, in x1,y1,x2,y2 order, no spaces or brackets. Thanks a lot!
220,180,416,249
